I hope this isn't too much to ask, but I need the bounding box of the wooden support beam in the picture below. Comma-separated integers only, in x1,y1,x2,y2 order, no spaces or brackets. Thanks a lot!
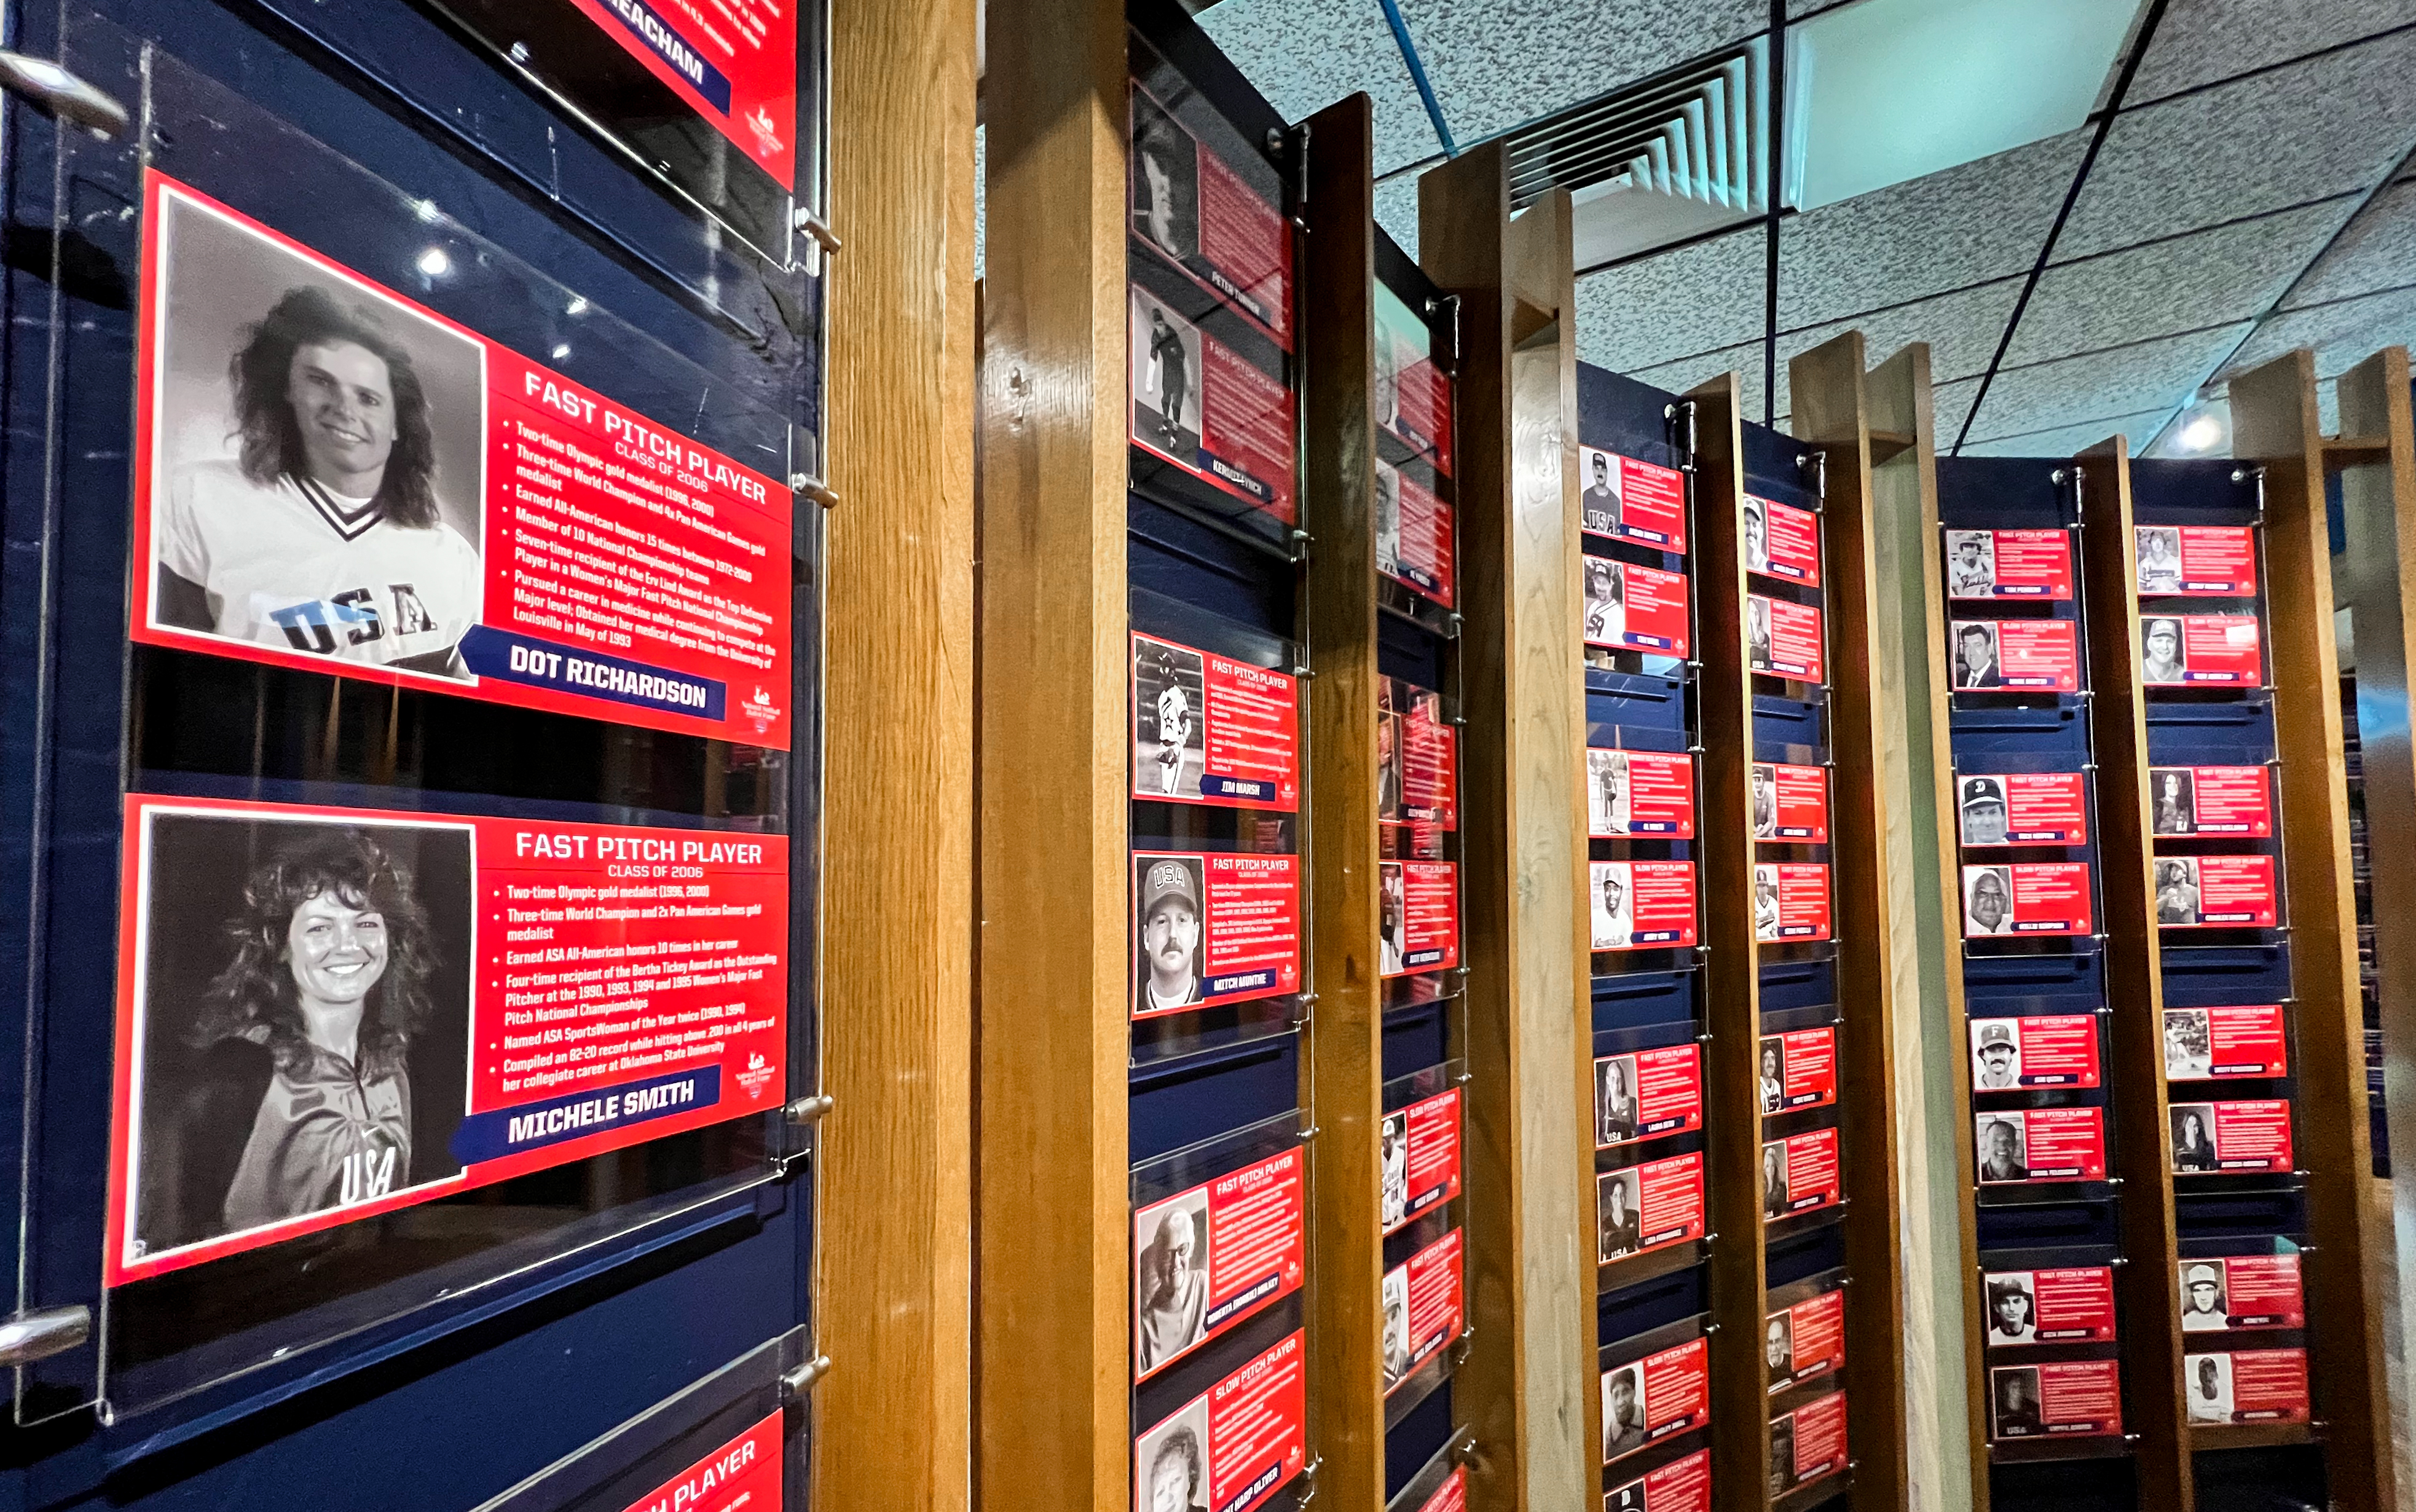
975,0,1133,1505
816,1,976,1508
2072,437,2193,1512
1298,91,1387,1512
1421,144,1591,1512
2230,350,2398,1512
1787,333,1911,1512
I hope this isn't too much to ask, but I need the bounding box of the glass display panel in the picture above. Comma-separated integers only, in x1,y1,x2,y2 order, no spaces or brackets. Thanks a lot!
1129,1112,1307,1387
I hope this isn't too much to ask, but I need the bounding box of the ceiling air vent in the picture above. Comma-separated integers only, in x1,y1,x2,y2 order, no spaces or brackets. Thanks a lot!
1502,40,1770,272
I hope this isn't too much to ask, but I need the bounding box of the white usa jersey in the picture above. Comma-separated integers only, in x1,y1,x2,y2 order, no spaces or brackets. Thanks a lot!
156,459,483,671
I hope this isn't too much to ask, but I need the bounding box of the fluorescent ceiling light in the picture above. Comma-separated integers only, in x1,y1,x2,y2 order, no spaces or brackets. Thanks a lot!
1786,0,2144,211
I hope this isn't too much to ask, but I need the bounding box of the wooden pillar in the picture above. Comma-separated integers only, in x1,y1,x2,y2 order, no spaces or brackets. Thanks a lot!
2231,350,2398,1512
975,0,1132,1506
2071,437,2192,1511
1865,343,1986,1512
816,1,977,1508
1298,91,1387,1512
2331,345,2416,1512
1685,372,1776,1506
1420,146,1591,1512
1788,333,1912,1512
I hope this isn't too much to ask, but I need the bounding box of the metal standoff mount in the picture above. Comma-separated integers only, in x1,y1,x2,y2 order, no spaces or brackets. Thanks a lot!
779,1353,833,1399
0,1305,90,1368
784,1093,836,1126
0,51,127,138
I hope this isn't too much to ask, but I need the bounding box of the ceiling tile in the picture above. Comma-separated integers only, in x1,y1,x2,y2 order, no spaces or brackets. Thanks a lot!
1931,376,1982,446
1624,340,1767,422
2004,200,2353,366
1197,0,1442,175
1959,407,2176,459
2221,283,2416,380
2057,28,2416,259
1575,227,1766,371
1375,174,1423,260
1777,129,2090,328
1782,277,2024,386
2127,0,2409,104
2283,179,2416,309
1396,0,1767,147
1966,323,2253,442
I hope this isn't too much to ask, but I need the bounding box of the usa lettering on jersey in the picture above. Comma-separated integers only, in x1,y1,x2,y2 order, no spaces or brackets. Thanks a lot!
267,581,442,653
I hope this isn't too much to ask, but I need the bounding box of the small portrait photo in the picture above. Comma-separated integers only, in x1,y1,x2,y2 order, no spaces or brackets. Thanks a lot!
1753,864,1782,942
1984,1271,2039,1345
1374,325,1403,431
1128,88,1200,262
1964,865,2015,936
1959,776,2009,847
1133,639,1207,800
2142,615,2187,684
146,186,487,678
2151,768,2197,837
1580,446,1622,536
1379,1109,1409,1228
1380,862,1408,975
1744,496,1770,574
1136,1399,1213,1512
1382,1265,1414,1387
1135,855,1206,1017
122,808,474,1269
1952,621,2003,689
2155,857,2202,927
1601,1361,1648,1460
1377,706,1404,824
1976,1114,2029,1184
1130,286,1203,458
1597,1168,1641,1261
2162,1008,2214,1081
2170,1103,2217,1173
1765,1309,1795,1380
1596,1054,1639,1146
1991,1365,2044,1436
1591,860,1634,951
1589,747,1632,837
1375,457,1403,580
2186,1352,2235,1423
2137,526,2184,594
1946,530,1997,597
1747,596,1773,671
1761,1138,1790,1218
1768,1412,1796,1496
1750,762,1777,839
1133,1189,1212,1372
1583,556,1626,645
2181,1262,2232,1331
1758,1036,1785,1115
1971,1019,2025,1091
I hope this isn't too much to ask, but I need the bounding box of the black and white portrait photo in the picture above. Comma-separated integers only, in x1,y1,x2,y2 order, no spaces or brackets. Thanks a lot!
1130,287,1203,459
1753,864,1782,942
145,187,486,679
1744,497,1769,574
1768,1412,1796,1495
1992,1366,2043,1436
1596,1055,1639,1146
1580,447,1621,536
1762,1139,1789,1217
1751,762,1777,838
1765,1311,1795,1380
1984,1272,2037,1344
1759,1036,1785,1115
122,808,473,1269
1960,776,2009,846
1601,1362,1647,1460
1380,862,1407,975
1375,458,1403,581
1598,1168,1640,1261
2151,768,2197,837
1964,865,2014,935
2143,616,2187,684
1946,530,1997,596
2137,527,2184,594
2163,1009,2214,1081
1747,595,1773,671
1380,1109,1409,1227
1128,89,1200,262
1583,556,1626,645
1972,1019,2024,1090
1977,1115,2029,1184
1134,1191,1212,1371
1589,747,1632,837
1591,861,1633,951
1136,1401,1213,1512
2186,1352,2233,1423
2181,1263,2231,1332
2155,857,2202,926
1133,639,1206,800
1953,621,2003,689
2171,1104,2217,1173
1377,704,1404,823
1382,1266,1414,1387
1135,856,1206,1016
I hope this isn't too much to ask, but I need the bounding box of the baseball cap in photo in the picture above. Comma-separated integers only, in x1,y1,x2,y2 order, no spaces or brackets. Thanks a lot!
1142,859,1200,918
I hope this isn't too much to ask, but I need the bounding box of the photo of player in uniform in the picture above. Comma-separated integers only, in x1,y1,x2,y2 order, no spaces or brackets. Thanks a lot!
2171,1105,2217,1173
1753,865,1782,942
1375,458,1403,581
1130,286,1202,457
1960,777,2009,846
1589,747,1632,836
1583,556,1625,645
2155,857,2201,926
1128,89,1200,263
1751,763,1777,838
1133,640,1206,800
1377,703,1404,823
1964,866,2014,935
2137,527,2184,594
2143,616,2186,683
1135,857,1205,1015
2182,1263,2230,1331
1972,1020,2023,1090
1985,1274,2037,1344
1134,1191,1212,1372
1953,622,2002,688
1747,596,1773,671
1991,1366,2043,1436
1946,530,1997,596
1581,448,1621,536
1762,1140,1789,1217
1744,497,1769,573
1601,1363,1647,1460
1768,1413,1796,1495
1381,1267,1413,1387
1598,1168,1640,1261
1759,1037,1784,1114
1137,1401,1213,1512
1765,1312,1794,1379
1977,1116,2029,1183
2152,768,2197,836
146,189,486,678
2186,1353,2233,1423
1380,862,1407,974
1596,1055,1639,1145
1592,862,1633,951
2163,1009,2214,1080
124,809,473,1266
1379,1110,1408,1227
